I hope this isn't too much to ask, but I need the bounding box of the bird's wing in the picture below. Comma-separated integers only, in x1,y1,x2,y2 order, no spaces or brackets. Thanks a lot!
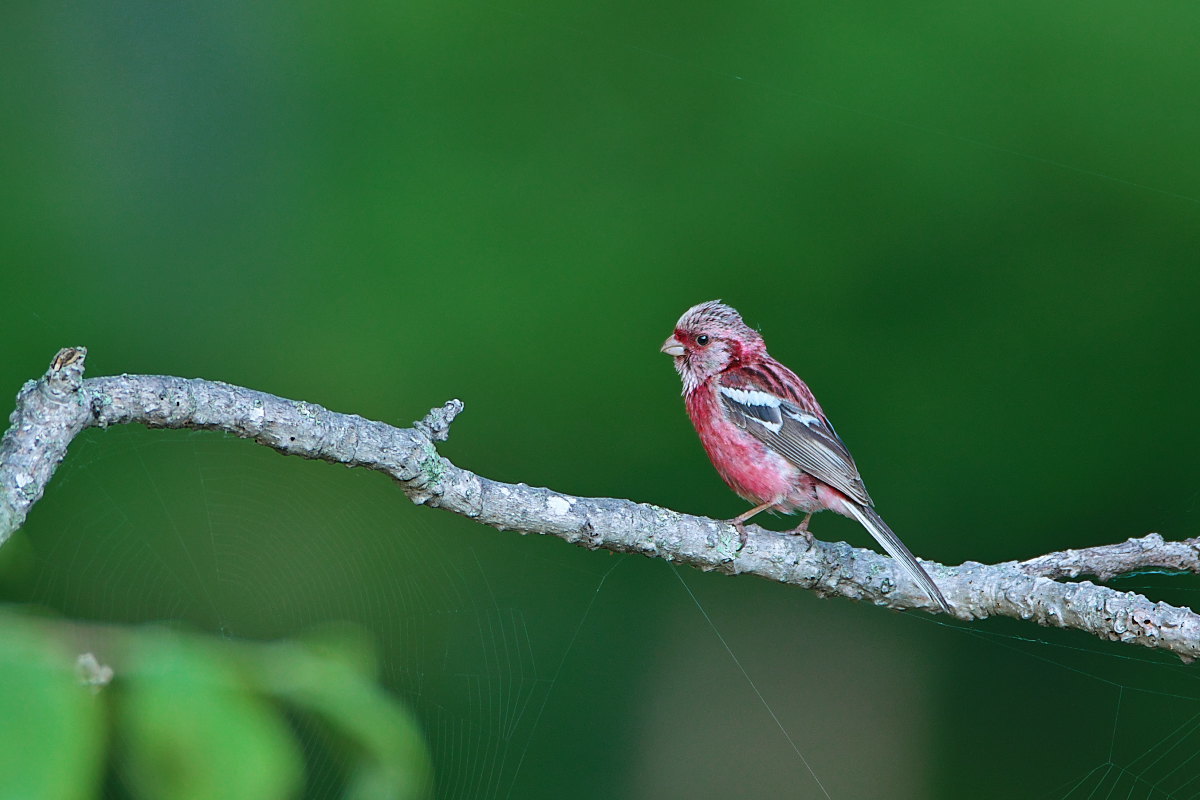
716,383,873,506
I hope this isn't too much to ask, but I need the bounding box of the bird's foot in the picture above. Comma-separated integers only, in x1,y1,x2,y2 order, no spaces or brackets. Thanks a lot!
725,501,774,551
784,513,815,549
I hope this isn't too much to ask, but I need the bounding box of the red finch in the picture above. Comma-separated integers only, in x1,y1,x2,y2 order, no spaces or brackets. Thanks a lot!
662,300,951,613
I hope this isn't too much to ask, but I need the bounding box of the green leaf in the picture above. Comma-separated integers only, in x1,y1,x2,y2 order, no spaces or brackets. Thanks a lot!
254,639,433,800
117,632,303,800
0,616,104,800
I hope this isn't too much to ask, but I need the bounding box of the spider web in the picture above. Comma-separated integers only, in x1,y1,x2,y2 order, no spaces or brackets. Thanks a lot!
12,428,641,798
8,426,1200,799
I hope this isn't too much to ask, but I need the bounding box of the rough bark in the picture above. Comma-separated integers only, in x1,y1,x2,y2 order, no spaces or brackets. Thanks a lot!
3,348,1198,661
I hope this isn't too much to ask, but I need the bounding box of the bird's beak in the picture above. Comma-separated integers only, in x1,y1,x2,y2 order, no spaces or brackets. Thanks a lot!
660,336,686,357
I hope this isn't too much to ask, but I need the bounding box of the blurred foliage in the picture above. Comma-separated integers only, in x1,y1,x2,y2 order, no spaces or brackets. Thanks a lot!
0,611,430,800
0,614,103,800
2,0,1200,798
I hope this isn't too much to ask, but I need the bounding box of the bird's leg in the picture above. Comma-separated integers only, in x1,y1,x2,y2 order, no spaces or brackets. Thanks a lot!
726,501,774,549
784,513,814,548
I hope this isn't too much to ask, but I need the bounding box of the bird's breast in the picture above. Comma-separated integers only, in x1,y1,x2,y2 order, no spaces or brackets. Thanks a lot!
685,387,799,506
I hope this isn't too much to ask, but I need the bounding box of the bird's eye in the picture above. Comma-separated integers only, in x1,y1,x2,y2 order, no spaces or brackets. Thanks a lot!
695,334,710,346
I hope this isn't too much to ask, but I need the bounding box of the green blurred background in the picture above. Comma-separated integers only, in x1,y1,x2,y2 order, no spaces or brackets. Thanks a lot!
3,1,1200,797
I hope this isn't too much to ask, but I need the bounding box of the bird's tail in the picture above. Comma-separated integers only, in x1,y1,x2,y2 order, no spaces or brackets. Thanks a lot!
843,503,952,613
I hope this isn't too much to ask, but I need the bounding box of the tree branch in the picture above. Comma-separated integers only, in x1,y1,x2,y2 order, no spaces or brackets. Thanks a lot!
4,348,1200,661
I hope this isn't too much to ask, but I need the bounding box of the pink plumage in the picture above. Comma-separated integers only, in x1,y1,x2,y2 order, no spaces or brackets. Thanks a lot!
662,300,951,612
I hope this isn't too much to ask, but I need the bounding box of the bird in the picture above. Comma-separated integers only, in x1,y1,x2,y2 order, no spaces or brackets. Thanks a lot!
661,300,951,613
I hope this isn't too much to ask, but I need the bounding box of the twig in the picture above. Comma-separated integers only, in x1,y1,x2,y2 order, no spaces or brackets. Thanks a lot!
1018,534,1200,581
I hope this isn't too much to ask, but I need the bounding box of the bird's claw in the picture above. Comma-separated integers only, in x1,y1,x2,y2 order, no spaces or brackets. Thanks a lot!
785,514,815,550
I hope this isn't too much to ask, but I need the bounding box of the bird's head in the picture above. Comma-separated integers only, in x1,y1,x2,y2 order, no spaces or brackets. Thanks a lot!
661,300,764,392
